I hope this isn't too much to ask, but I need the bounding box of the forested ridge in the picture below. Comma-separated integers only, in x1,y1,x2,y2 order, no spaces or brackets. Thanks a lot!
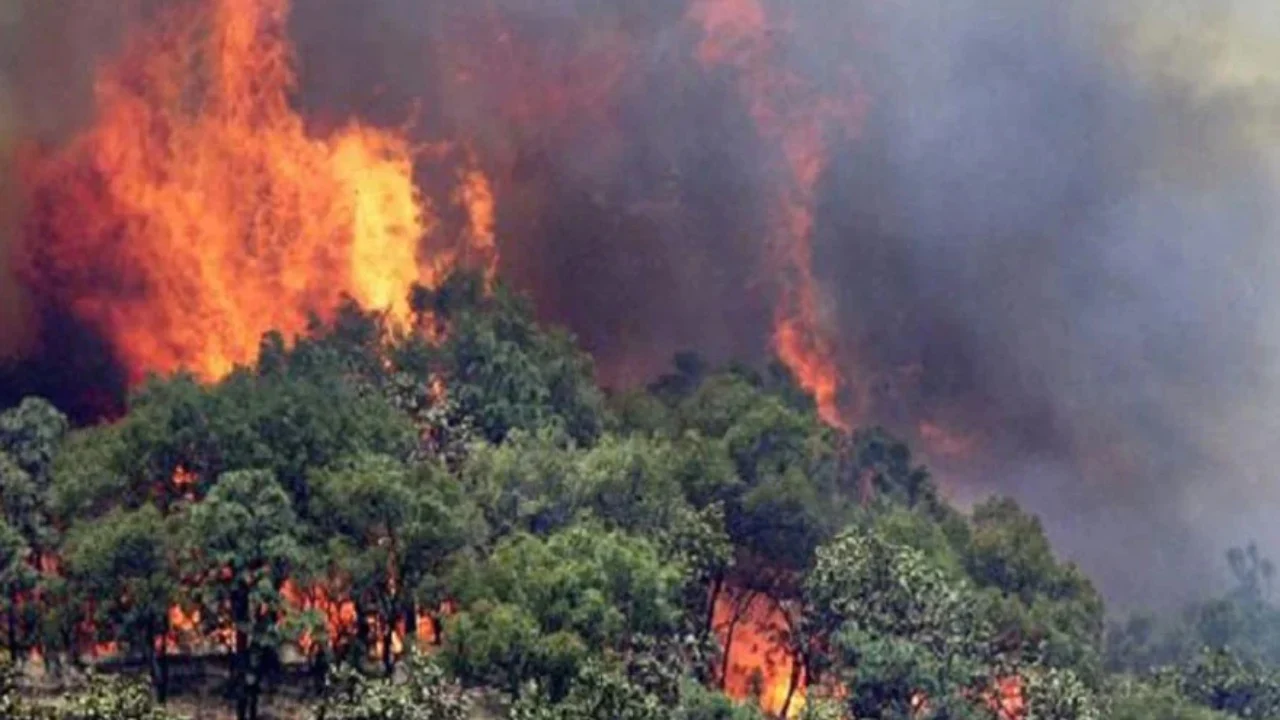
0,272,1275,720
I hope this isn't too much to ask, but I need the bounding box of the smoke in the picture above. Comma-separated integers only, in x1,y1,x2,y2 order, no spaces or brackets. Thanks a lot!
802,0,1280,610
283,0,777,382
0,1,25,356
0,0,155,358
3,0,1280,609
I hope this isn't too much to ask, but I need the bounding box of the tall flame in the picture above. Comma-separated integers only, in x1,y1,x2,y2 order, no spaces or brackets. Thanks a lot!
15,0,490,384
688,0,867,430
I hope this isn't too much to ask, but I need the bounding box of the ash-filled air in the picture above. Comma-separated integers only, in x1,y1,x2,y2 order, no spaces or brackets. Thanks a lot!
2,0,1279,611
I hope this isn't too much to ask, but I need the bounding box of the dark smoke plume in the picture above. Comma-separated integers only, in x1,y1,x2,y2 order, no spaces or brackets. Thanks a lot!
3,0,1279,610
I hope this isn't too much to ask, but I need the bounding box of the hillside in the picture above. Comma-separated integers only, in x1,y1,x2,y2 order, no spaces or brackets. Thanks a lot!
0,273,1273,720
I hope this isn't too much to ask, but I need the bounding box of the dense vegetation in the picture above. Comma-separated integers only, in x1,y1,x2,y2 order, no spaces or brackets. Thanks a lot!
0,272,1274,719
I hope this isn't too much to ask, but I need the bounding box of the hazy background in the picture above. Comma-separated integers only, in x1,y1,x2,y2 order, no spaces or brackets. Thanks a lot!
3,0,1280,611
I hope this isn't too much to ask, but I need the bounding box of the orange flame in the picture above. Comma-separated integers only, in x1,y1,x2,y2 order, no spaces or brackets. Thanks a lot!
688,0,868,430
711,584,1028,720
18,0,492,385
712,585,806,718
280,580,441,659
992,676,1025,720
456,163,498,288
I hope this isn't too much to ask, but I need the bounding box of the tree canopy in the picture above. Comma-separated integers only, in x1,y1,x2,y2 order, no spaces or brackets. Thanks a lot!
0,272,1265,720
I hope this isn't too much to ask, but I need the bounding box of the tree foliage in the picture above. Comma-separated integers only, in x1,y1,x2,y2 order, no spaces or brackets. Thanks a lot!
445,525,684,697
804,530,993,719
0,273,1270,720
181,470,309,720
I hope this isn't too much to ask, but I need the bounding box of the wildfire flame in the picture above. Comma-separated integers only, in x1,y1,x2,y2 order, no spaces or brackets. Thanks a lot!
13,0,477,671
16,0,492,385
713,585,806,718
711,585,1027,719
688,0,868,430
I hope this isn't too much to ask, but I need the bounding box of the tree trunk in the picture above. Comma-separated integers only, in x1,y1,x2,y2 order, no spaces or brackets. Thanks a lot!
381,616,395,677
704,576,723,640
354,602,370,668
7,590,19,662
62,622,80,670
403,603,418,650
780,650,803,719
232,586,251,720
719,591,754,692
311,649,329,699
157,611,172,705
144,617,162,703
247,679,260,720
430,610,445,647
158,646,170,705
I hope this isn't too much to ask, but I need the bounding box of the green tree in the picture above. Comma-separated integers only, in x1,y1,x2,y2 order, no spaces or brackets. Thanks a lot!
1107,680,1233,720
720,395,838,570
848,428,942,513
669,433,739,512
49,424,132,522
459,427,582,540
63,504,179,700
1020,666,1102,720
0,517,31,662
310,455,482,671
1104,544,1280,675
571,434,689,537
803,529,993,719
675,372,770,440
1174,648,1280,719
647,352,710,407
180,470,311,720
445,525,684,698
422,275,605,446
963,497,1104,682
0,397,68,661
608,389,675,438
117,366,415,513
0,398,69,485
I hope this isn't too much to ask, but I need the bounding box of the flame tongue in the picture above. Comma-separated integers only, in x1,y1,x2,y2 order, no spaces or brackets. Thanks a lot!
19,0,431,384
688,0,867,430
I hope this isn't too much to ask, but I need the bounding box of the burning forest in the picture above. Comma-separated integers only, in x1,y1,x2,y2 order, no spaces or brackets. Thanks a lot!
2,0,1280,718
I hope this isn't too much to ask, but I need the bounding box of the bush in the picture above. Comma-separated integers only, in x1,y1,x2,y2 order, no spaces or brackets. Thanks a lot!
508,661,763,720
1021,667,1102,720
317,653,470,720
1107,679,1233,720
0,658,42,720
57,672,181,720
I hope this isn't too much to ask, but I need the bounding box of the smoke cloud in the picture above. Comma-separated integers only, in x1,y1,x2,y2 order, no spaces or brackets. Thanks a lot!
3,0,1279,610
0,0,147,358
0,2,25,356
815,0,1280,609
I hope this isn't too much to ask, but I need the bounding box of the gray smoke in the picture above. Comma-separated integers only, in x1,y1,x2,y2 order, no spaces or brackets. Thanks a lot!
0,0,144,356
806,0,1280,610
4,0,1280,611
